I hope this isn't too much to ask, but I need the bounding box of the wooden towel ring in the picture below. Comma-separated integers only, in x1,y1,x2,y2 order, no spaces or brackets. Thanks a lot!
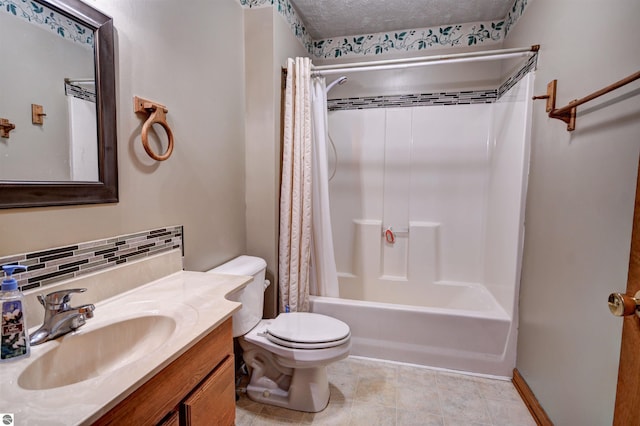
134,96,174,161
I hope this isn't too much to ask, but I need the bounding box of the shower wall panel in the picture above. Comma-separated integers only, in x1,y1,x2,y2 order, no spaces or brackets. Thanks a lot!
328,104,493,303
410,105,491,283
484,74,533,314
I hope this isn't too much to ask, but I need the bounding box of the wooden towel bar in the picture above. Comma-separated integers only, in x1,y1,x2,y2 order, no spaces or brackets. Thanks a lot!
533,70,640,131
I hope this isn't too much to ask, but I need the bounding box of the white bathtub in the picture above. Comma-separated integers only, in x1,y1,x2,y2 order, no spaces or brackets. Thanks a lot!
309,283,517,377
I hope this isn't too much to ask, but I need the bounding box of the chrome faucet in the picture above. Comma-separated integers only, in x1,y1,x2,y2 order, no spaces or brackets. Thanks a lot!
30,288,95,345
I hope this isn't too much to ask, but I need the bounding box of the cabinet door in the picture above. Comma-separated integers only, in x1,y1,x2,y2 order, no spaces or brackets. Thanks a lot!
182,356,235,426
157,411,179,426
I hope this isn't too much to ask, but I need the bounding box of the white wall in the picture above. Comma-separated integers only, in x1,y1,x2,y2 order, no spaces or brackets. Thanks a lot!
0,1,247,276
316,44,504,99
323,59,502,100
244,6,309,317
504,1,640,424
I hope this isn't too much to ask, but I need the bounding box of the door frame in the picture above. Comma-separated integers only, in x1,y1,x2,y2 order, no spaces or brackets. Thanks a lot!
613,156,640,424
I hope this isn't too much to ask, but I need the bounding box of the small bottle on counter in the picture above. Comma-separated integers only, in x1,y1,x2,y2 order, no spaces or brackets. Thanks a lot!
1,265,30,362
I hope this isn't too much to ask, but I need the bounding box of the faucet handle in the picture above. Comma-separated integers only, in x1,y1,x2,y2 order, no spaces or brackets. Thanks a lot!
39,288,87,308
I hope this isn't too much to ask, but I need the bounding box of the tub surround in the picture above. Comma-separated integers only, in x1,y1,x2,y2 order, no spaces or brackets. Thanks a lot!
0,250,250,425
320,71,533,378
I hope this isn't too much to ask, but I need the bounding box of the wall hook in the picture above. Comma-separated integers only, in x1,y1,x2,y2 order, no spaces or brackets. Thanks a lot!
134,96,174,161
31,104,47,125
0,118,16,138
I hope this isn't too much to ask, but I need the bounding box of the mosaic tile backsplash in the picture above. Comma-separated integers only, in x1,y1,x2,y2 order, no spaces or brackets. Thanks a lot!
0,226,183,292
327,52,537,111
237,0,530,58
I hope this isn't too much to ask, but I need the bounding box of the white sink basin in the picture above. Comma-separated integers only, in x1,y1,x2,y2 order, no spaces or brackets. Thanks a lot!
0,267,249,425
18,315,176,390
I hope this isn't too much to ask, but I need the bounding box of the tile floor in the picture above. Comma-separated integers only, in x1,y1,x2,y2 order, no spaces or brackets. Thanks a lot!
235,357,536,426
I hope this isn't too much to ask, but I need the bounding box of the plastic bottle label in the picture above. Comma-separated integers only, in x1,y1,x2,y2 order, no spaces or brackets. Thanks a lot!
1,300,28,360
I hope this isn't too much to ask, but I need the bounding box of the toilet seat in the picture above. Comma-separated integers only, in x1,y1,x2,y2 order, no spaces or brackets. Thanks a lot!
265,331,351,349
262,312,351,349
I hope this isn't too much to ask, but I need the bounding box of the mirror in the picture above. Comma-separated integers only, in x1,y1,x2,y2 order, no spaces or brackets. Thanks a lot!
0,0,117,208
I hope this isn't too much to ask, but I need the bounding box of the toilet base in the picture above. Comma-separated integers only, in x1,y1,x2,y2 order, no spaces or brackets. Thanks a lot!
246,365,330,412
240,343,332,412
238,317,351,413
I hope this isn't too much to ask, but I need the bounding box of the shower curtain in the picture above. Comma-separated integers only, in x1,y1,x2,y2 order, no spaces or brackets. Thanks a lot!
279,57,339,313
279,57,313,313
309,76,340,298
68,95,98,181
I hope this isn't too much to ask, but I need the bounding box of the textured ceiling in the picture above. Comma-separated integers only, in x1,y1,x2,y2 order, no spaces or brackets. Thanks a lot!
289,0,515,39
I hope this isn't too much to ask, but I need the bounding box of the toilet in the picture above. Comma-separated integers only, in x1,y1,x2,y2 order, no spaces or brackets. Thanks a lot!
208,255,351,412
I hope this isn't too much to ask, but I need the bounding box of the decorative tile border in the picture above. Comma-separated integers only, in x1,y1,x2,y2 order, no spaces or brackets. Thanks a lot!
497,52,537,98
0,226,183,292
327,52,536,111
328,89,497,111
237,0,529,58
65,83,96,103
0,0,94,48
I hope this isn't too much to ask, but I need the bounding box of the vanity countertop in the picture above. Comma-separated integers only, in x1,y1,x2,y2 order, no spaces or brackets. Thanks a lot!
0,269,250,425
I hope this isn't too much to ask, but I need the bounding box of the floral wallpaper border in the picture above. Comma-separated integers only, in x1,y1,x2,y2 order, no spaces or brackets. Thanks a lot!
312,21,503,59
0,0,94,48
238,0,529,58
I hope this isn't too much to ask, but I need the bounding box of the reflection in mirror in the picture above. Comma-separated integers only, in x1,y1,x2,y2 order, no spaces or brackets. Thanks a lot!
0,0,118,208
0,4,97,181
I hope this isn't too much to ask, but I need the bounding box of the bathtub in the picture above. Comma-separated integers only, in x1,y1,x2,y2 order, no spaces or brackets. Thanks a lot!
309,282,517,377
318,74,532,378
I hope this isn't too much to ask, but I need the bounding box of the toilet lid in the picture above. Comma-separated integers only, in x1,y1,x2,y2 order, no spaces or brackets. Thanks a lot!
264,312,350,349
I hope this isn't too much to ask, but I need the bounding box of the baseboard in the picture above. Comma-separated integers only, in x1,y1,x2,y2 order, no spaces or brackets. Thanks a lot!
512,368,554,426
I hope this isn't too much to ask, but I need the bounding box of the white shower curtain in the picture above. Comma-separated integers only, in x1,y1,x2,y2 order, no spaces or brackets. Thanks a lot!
279,58,340,313
309,76,340,298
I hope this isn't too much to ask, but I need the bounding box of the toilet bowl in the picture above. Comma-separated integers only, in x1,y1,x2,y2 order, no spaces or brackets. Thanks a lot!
208,256,351,413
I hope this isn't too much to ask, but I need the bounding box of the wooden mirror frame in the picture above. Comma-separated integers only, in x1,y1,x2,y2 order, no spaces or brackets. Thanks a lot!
1,0,117,209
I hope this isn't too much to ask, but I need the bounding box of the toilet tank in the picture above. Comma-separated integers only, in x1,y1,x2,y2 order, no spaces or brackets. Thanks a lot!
208,255,268,337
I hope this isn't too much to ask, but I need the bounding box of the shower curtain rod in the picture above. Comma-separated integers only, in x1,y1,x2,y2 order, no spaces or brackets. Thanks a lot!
311,45,538,76
64,78,95,85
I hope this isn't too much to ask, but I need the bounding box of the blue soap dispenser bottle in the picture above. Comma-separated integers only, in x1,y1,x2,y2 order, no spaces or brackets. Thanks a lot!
1,265,30,362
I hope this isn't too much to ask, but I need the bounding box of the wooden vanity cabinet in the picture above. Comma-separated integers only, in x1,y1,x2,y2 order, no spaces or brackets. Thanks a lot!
94,318,235,426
